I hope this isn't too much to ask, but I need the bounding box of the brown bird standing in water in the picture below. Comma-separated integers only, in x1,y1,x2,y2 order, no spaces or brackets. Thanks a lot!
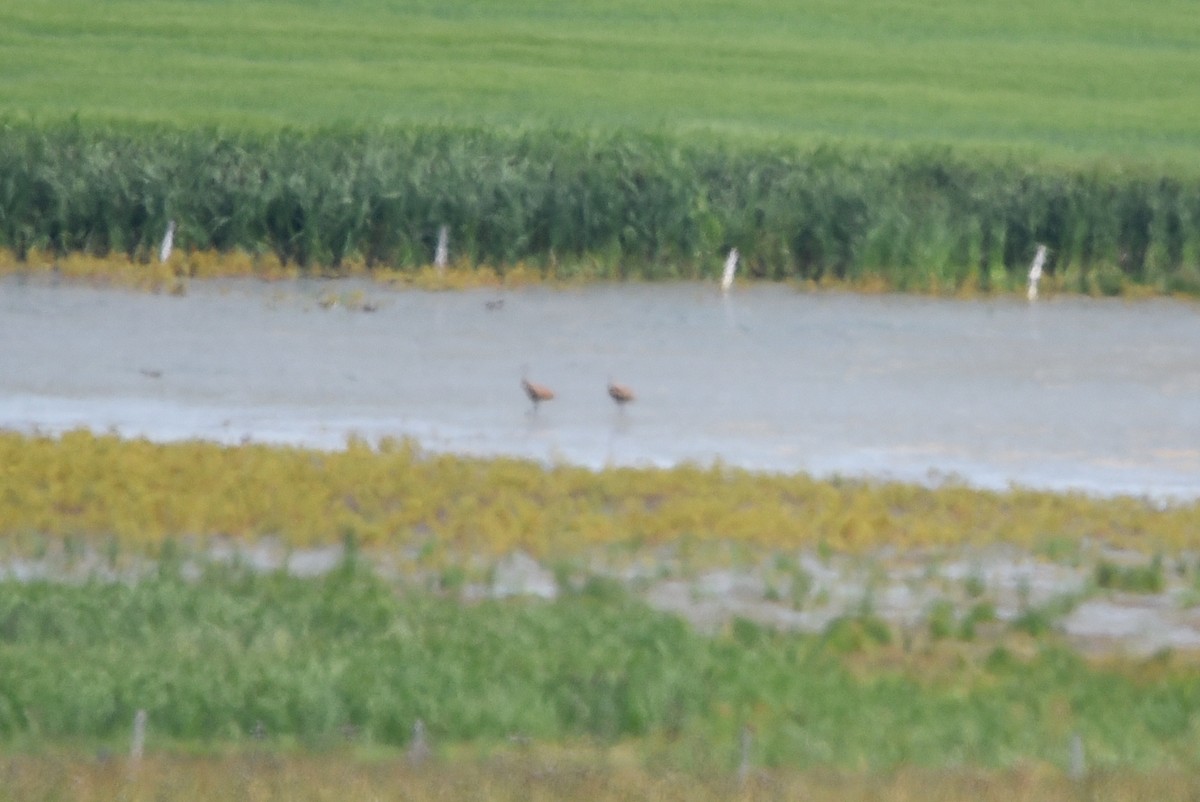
521,371,555,412
607,378,635,408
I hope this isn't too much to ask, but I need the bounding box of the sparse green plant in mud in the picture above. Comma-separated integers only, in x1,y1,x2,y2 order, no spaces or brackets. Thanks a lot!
1095,555,1166,594
1011,593,1084,637
961,601,999,641
927,599,958,641
788,566,815,610
822,612,893,653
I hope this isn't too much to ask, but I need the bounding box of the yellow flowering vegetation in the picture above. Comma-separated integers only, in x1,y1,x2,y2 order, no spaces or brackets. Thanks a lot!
1,429,1196,558
0,249,548,294
0,246,1148,300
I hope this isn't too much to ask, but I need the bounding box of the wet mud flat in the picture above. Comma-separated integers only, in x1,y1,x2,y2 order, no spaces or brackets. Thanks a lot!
6,537,1198,660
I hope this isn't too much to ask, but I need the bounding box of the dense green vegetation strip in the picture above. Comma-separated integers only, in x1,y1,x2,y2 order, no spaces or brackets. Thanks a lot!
1,562,1198,770
3,430,1197,555
2,122,1200,293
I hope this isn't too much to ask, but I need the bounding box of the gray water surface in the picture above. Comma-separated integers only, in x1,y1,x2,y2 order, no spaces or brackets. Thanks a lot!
2,276,1197,499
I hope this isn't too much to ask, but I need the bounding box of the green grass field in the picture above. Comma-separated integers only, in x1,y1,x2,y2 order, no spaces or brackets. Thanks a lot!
3,0,1200,163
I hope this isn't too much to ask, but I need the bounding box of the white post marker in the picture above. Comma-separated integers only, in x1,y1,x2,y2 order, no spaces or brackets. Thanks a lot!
1027,243,1046,301
721,247,739,292
407,718,431,766
1068,731,1086,781
434,225,449,272
737,723,753,787
130,709,147,762
159,220,176,264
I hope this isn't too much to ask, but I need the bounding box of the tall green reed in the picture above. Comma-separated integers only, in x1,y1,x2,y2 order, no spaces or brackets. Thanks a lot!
1,120,1197,290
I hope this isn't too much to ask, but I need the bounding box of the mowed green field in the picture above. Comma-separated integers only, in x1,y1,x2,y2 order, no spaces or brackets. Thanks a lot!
3,0,1200,162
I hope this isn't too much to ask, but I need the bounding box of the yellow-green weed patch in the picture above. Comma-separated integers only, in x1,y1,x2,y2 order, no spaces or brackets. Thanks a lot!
2,430,1195,558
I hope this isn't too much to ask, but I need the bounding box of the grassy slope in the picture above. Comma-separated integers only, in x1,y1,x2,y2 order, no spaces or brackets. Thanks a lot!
2,0,1200,162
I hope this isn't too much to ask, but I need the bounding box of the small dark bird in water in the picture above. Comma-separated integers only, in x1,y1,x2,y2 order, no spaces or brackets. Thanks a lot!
485,299,505,311
521,371,555,412
139,368,163,379
607,378,635,408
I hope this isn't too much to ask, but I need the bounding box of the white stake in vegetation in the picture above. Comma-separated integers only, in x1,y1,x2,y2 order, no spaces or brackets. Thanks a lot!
737,724,754,787
1068,731,1086,781
130,709,148,762
1028,243,1046,301
159,220,176,264
434,224,449,272
721,247,739,292
407,718,431,766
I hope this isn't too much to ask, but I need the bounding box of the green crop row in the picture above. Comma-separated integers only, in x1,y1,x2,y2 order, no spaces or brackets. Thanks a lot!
5,0,1200,161
2,561,1199,770
2,121,1199,293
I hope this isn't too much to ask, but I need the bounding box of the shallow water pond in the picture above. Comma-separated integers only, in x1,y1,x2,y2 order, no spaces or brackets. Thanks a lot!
1,276,1198,499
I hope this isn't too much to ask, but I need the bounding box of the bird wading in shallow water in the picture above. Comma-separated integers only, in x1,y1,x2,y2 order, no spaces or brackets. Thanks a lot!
607,378,635,409
521,370,555,412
